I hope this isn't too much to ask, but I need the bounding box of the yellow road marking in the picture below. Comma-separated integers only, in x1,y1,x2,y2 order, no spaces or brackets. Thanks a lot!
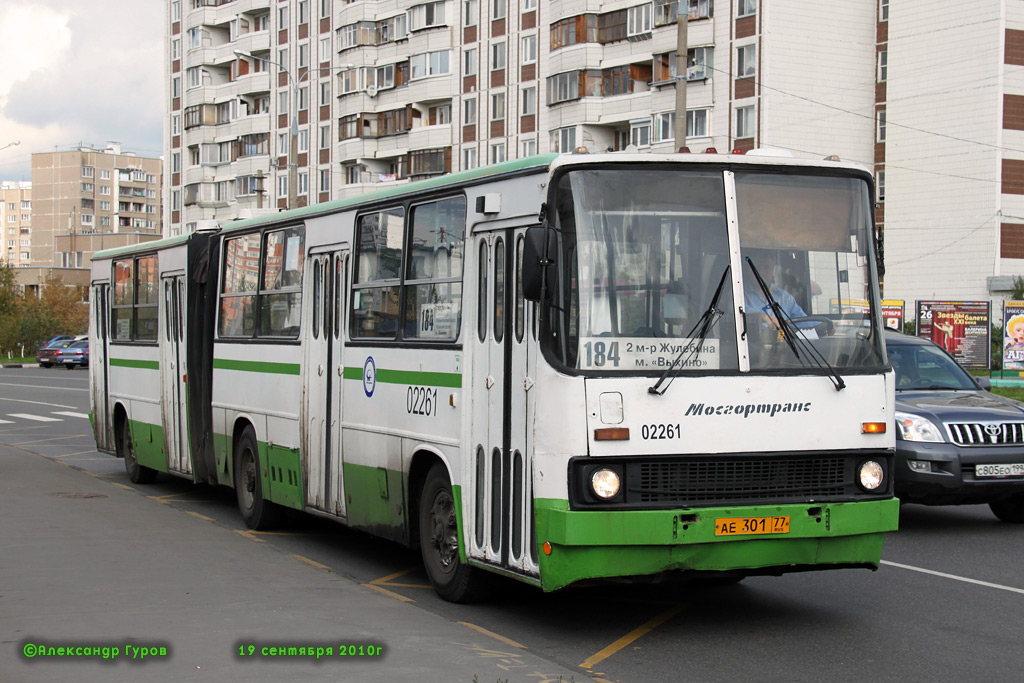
249,530,323,537
370,566,419,585
185,511,215,522
50,450,102,458
14,434,90,446
109,482,134,491
292,553,331,571
459,622,527,649
381,582,433,589
233,529,266,543
362,583,415,603
579,603,686,670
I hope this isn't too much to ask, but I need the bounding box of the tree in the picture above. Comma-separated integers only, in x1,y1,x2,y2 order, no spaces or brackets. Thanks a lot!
0,267,87,356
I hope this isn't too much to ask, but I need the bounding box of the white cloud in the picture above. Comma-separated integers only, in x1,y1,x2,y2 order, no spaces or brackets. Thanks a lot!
0,0,164,180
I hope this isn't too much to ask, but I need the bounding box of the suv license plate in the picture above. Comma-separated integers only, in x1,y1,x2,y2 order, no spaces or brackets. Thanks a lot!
976,463,1024,478
714,516,790,536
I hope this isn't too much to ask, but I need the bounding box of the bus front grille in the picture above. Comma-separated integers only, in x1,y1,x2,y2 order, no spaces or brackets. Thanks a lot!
632,457,847,504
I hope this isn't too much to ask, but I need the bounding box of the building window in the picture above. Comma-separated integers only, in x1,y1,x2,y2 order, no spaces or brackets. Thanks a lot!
736,105,755,138
490,142,506,164
172,77,180,98
298,43,309,68
463,147,478,170
598,10,628,44
627,3,653,38
464,0,478,27
522,86,536,115
410,50,450,79
298,0,309,24
880,0,888,22
493,0,506,20
654,112,674,142
409,1,447,31
278,5,289,27
320,124,331,149
877,109,886,142
551,126,576,152
522,139,536,156
738,0,756,18
464,97,477,125
491,41,506,71
737,44,756,78
465,48,477,76
298,85,309,111
82,165,94,178
491,92,505,121
547,71,580,104
320,169,330,193
687,108,709,138
876,170,885,202
320,81,331,106
320,37,331,63
81,182,94,193
521,34,537,64
878,50,887,82
630,119,651,148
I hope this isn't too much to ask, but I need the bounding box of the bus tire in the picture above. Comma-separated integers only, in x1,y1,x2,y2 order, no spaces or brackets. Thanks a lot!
418,463,491,603
120,419,157,485
234,426,281,530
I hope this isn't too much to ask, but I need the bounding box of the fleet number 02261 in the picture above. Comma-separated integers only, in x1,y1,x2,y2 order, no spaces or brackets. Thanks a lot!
407,386,437,416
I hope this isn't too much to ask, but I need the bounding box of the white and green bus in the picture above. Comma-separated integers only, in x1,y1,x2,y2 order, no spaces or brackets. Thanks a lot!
90,151,899,601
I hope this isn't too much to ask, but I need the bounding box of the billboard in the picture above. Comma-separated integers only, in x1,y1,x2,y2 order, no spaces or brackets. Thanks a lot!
916,301,991,369
1003,301,1024,370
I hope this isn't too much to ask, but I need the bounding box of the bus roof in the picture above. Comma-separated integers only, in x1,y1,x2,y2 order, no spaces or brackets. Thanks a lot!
92,233,192,261
221,153,560,235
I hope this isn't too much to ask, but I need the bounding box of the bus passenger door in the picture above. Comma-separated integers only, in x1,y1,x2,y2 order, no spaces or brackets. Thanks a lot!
90,282,114,452
304,249,348,517
161,274,190,475
470,230,537,576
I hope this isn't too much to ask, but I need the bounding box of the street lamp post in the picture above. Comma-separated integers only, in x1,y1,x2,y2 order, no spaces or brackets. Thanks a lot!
0,140,21,153
233,50,353,210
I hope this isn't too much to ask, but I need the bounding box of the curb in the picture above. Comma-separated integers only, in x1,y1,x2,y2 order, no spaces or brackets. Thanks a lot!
1,364,26,368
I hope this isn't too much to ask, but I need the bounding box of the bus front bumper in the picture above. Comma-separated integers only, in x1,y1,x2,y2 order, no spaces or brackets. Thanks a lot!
533,498,900,592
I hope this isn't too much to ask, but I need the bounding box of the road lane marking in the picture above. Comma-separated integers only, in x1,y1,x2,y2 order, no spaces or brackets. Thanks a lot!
579,603,687,670
53,411,90,419
459,622,527,649
370,566,419,585
362,583,415,603
14,434,90,445
881,560,1024,595
233,529,266,543
0,419,11,424
0,393,83,404
292,554,331,571
8,413,61,422
185,511,215,522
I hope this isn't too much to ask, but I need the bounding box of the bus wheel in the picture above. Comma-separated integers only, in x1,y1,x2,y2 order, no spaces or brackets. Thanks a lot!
120,419,157,484
419,464,491,603
990,495,1024,523
234,427,281,530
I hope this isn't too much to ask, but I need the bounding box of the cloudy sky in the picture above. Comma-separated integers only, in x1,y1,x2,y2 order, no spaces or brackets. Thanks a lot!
0,0,165,180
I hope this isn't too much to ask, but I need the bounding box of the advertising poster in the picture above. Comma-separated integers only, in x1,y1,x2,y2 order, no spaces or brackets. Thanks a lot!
826,299,903,329
1003,301,1024,370
916,301,991,368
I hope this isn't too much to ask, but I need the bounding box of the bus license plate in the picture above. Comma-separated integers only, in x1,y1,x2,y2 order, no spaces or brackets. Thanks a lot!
714,516,790,536
976,463,1024,478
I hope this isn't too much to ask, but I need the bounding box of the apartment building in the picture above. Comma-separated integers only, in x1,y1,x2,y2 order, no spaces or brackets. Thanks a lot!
26,146,163,289
166,0,880,237
1,181,32,267
879,0,1024,308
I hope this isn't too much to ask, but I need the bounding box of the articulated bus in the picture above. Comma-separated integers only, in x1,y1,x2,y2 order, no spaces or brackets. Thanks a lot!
89,152,899,602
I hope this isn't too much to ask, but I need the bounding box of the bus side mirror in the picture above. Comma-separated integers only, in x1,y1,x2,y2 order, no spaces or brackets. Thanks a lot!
522,226,557,302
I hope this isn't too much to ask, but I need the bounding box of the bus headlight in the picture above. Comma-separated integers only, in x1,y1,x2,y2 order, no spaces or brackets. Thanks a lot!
858,460,884,491
591,468,621,499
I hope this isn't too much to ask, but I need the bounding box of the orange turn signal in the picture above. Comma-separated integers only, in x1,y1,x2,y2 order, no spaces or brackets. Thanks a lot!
542,542,552,556
862,422,887,434
594,428,630,441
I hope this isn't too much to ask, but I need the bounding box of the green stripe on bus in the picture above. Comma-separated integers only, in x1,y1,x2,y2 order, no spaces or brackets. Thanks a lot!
213,358,301,375
342,366,462,388
110,358,159,370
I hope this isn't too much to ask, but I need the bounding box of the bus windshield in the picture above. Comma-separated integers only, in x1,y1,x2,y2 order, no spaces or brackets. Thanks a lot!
546,165,885,373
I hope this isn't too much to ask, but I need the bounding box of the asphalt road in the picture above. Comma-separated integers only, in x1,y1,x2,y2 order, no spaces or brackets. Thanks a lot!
2,365,1023,682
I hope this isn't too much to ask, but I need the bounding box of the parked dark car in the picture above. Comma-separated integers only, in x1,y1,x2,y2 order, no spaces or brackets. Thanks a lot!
35,339,77,368
59,340,89,369
887,329,1024,522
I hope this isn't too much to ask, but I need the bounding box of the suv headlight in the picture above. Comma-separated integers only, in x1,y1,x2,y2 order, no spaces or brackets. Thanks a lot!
894,411,944,442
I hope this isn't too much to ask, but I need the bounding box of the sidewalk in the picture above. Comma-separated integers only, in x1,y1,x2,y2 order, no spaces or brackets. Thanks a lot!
0,443,592,683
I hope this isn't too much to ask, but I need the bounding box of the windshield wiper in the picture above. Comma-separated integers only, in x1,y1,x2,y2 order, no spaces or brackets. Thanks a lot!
649,266,731,396
744,256,846,392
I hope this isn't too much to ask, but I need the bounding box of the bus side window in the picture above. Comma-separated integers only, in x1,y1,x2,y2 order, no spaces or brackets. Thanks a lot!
477,241,488,343
515,235,525,343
